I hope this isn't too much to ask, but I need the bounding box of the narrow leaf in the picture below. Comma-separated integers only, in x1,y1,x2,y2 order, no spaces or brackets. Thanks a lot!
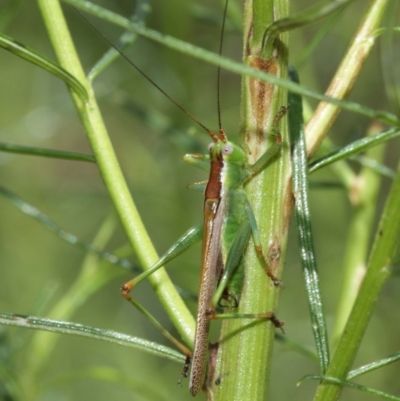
289,67,330,374
0,32,88,102
87,0,150,81
309,128,400,174
0,313,184,363
263,0,355,52
348,352,400,379
62,0,399,126
0,142,95,162
0,186,135,271
302,375,400,401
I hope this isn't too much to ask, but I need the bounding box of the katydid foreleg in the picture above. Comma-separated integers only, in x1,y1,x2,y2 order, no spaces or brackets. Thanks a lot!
245,105,288,180
244,199,282,286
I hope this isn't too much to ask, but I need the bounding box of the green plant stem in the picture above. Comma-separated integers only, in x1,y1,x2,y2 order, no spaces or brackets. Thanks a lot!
313,163,400,401
208,1,290,400
332,123,386,344
35,0,195,345
305,0,390,157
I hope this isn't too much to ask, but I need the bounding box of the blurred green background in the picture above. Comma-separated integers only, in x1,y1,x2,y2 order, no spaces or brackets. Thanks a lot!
0,0,399,400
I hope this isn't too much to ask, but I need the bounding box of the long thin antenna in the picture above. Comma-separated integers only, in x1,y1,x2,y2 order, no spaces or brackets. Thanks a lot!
217,0,229,135
78,11,219,141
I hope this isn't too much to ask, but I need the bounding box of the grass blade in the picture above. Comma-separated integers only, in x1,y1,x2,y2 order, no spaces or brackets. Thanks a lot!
0,186,135,271
62,0,399,126
0,313,184,364
289,67,330,374
263,0,355,52
87,0,150,81
309,127,400,174
0,32,88,102
0,142,95,162
347,352,400,379
303,375,400,401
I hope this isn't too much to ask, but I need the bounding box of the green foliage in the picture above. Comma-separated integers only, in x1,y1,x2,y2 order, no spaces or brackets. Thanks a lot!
0,0,399,400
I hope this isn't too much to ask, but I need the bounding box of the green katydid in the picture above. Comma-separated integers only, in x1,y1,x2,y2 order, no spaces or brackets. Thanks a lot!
88,3,287,396
121,107,286,395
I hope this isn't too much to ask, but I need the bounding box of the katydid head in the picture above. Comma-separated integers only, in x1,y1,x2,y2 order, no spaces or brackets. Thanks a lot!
207,136,246,165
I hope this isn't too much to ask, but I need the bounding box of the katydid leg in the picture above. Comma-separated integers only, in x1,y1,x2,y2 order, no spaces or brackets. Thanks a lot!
207,309,285,333
187,181,207,192
121,224,203,299
244,200,282,286
184,153,210,172
129,297,192,357
212,219,252,307
246,105,288,180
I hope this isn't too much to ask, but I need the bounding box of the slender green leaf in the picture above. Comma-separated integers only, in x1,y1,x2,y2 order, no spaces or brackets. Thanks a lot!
348,352,400,379
0,32,88,102
0,142,95,162
0,313,184,364
87,0,150,81
302,375,400,401
289,67,330,374
262,0,355,53
62,0,399,126
309,128,400,174
0,186,135,271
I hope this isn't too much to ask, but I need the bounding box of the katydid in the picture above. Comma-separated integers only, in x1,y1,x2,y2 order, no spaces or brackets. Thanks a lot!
86,3,287,396
121,107,286,395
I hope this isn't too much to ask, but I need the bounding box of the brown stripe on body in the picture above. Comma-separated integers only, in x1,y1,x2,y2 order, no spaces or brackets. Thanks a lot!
190,149,226,396
190,196,227,396
205,151,224,200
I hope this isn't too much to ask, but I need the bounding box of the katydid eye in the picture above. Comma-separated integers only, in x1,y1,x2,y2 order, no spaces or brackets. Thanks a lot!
207,143,214,152
222,144,234,155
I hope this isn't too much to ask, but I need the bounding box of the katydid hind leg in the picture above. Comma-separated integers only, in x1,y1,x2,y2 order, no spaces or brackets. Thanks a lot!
209,310,285,333
121,224,203,299
244,201,282,286
212,219,252,307
210,217,284,330
130,297,193,356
